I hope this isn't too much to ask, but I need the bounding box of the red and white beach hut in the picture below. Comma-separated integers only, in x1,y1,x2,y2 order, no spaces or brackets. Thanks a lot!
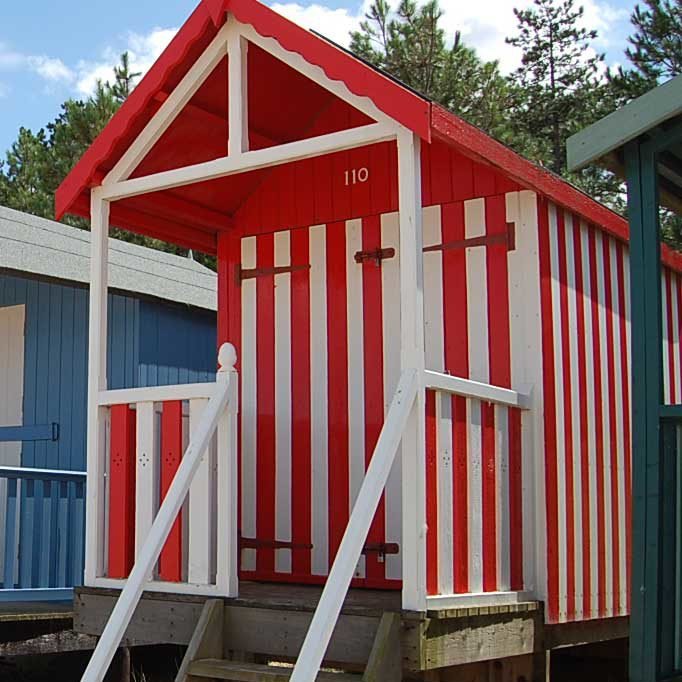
53,0,682,678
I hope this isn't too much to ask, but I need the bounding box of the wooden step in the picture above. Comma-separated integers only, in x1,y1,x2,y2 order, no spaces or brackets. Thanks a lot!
187,659,361,681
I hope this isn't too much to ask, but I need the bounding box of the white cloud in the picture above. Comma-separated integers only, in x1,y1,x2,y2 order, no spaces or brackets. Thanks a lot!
271,2,363,46
267,0,631,73
26,56,74,83
75,27,177,96
0,82,8,99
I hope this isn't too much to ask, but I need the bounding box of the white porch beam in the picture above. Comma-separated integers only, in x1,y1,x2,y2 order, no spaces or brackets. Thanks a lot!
227,21,248,156
84,190,110,585
398,130,427,612
99,122,395,201
103,25,230,186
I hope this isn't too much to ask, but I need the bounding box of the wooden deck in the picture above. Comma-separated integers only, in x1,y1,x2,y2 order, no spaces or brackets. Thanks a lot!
0,599,97,657
74,582,629,678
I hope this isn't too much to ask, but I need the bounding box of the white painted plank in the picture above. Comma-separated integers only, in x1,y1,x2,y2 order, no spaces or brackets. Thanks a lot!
548,203,567,622
345,219,366,580
580,220,599,619
85,192,109,585
274,230,292,574
495,404,510,592
240,236,258,571
468,399,483,594
381,213,403,582
134,402,158,563
397,131,426,612
188,398,213,585
564,214,584,620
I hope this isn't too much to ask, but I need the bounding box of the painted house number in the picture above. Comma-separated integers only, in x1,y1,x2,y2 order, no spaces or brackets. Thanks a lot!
344,167,369,186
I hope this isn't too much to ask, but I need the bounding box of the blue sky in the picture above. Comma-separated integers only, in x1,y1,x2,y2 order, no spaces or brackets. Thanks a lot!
0,0,639,156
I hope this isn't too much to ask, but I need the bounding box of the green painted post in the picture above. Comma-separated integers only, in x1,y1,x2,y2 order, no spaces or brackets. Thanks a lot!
627,138,665,682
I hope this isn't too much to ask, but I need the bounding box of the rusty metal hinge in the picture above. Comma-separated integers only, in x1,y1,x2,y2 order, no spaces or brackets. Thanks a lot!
362,542,400,561
239,535,313,551
423,222,516,254
354,247,396,266
239,264,310,281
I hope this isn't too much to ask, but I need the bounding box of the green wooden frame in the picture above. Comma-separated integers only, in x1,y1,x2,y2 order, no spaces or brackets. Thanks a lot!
628,119,682,682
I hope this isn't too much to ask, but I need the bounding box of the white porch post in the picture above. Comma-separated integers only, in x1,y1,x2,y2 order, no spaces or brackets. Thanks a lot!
227,20,248,157
398,130,427,612
85,190,110,585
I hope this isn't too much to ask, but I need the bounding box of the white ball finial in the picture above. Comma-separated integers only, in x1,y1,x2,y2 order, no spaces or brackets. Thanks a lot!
218,342,237,371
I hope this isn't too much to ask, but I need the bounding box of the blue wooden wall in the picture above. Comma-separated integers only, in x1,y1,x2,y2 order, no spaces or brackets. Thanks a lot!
0,272,216,595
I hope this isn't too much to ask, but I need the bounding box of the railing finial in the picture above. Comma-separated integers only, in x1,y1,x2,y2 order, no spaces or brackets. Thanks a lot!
218,342,237,374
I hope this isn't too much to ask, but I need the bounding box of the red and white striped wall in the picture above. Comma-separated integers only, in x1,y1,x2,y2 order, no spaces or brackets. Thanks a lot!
236,191,539,596
238,217,403,587
538,198,632,624
421,195,537,598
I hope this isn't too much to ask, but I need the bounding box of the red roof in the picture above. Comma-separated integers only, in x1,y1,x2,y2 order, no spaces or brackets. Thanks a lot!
55,0,682,271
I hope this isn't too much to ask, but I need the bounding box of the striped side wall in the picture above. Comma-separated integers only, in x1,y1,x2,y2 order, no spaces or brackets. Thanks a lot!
238,217,403,587
538,198,632,623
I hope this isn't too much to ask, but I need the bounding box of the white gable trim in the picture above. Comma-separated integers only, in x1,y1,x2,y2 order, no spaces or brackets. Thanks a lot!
101,14,403,196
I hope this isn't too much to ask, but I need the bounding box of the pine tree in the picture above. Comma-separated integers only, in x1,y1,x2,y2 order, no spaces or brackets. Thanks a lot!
628,0,682,82
111,51,142,103
506,0,606,176
349,0,511,139
612,0,682,101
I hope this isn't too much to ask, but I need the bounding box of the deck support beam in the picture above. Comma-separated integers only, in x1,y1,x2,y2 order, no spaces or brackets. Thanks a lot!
85,191,110,586
398,130,427,612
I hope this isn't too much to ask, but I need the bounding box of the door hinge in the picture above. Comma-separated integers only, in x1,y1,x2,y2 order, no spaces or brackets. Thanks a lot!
239,264,310,281
362,542,400,562
239,535,313,551
354,247,396,266
423,222,516,254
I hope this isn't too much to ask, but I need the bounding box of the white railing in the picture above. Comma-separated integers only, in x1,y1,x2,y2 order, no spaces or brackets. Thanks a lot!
291,369,533,681
81,344,238,682
423,370,533,610
290,368,419,682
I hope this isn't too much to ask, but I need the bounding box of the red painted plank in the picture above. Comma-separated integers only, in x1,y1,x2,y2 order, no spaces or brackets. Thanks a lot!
160,400,183,582
556,209,576,621
616,242,631,613
290,227,312,577
450,150,474,202
538,197,560,623
508,408,523,591
485,195,511,388
326,222,350,566
484,195,510,595
361,215,386,582
224,230,243,577
108,404,136,579
452,395,469,593
481,401,497,592
429,140,452,205
587,224,607,618
425,389,439,595
256,233,276,573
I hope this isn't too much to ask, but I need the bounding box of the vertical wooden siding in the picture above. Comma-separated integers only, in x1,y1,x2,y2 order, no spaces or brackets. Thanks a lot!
538,199,632,624
0,273,216,589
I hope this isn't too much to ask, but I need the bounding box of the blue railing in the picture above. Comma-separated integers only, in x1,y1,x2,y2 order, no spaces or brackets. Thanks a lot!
0,424,85,601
